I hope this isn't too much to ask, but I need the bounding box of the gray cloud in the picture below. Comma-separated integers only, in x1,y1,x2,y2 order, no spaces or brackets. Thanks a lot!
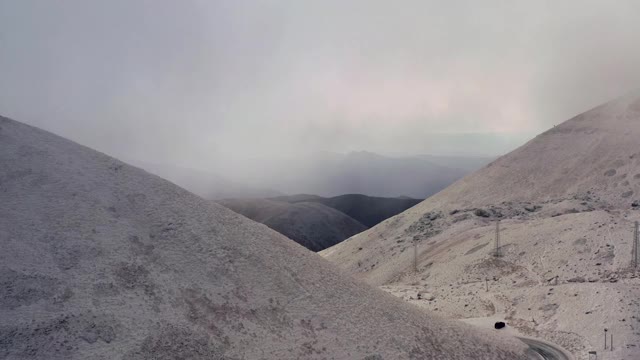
1,0,639,173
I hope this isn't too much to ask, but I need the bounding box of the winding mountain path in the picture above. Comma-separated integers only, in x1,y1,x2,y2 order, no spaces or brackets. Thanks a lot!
520,337,573,360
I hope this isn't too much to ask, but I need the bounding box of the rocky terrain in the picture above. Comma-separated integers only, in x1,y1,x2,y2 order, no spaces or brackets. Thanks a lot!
0,116,533,359
322,92,640,360
217,198,367,251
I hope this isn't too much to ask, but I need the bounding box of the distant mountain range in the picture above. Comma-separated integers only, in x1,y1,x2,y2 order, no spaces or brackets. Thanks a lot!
219,194,422,251
235,151,493,199
128,152,492,200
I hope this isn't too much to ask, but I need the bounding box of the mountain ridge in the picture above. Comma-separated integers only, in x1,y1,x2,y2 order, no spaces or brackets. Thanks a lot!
217,198,367,251
274,193,422,227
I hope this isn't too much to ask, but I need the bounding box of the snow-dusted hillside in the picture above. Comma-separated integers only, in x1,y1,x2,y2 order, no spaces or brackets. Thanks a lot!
0,116,530,359
322,93,640,359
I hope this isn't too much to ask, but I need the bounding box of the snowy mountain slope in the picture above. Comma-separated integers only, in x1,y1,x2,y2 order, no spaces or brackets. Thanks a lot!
322,93,640,359
0,116,531,359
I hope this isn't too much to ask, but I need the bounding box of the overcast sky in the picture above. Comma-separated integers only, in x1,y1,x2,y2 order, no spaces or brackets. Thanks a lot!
1,1,640,171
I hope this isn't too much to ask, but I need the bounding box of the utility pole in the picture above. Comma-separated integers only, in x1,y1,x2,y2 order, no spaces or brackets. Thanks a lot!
413,239,418,273
494,220,501,257
631,221,640,268
610,332,613,351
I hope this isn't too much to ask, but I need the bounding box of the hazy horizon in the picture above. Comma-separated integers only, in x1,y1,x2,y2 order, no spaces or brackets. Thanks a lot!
2,1,640,177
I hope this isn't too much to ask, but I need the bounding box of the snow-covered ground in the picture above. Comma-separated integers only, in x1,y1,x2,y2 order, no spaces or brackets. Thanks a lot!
0,116,531,359
323,93,640,360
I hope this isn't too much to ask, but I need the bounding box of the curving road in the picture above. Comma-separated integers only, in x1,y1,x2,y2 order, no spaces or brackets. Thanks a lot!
518,337,572,360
